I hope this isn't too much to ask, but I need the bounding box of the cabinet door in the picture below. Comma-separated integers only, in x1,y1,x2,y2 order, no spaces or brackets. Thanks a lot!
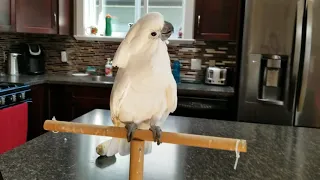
28,84,48,140
194,0,240,41
48,85,73,121
72,98,110,120
16,0,58,34
58,0,73,35
0,0,15,32
70,86,111,119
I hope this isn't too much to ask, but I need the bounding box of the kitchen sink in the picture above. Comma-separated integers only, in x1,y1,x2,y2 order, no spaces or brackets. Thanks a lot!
90,75,114,84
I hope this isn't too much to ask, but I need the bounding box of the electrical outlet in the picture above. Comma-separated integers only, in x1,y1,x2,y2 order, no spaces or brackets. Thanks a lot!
61,51,68,62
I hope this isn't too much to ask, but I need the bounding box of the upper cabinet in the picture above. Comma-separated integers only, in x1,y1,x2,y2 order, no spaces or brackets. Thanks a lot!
16,0,58,34
194,0,241,41
0,0,15,32
58,0,73,35
0,0,73,35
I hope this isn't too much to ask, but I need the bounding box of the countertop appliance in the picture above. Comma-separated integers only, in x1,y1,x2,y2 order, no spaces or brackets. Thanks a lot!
205,67,228,85
7,52,21,76
238,0,320,128
18,43,46,75
0,82,31,154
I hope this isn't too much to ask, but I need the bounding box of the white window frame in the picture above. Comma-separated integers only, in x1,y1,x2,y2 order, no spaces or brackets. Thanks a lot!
73,0,195,44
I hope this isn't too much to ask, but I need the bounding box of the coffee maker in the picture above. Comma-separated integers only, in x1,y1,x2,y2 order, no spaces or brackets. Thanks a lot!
18,43,46,75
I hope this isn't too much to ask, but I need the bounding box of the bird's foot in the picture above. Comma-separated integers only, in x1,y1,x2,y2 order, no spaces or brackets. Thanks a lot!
149,125,162,145
125,122,138,142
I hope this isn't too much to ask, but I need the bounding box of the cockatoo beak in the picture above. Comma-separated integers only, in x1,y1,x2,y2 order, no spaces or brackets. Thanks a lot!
161,21,174,41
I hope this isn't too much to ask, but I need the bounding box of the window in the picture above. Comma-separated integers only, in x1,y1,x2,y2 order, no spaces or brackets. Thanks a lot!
147,0,184,38
74,0,195,43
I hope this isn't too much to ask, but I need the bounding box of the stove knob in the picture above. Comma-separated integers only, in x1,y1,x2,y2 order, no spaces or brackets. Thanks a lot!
0,97,4,105
22,92,26,99
5,95,13,105
17,93,23,101
12,94,16,102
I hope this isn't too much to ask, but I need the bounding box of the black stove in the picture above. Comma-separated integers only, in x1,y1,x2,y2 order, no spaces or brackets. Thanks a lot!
0,82,31,109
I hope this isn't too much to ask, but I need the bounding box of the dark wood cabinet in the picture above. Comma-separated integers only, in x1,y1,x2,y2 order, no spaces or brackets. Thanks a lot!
58,0,73,35
48,85,111,121
70,86,111,119
28,84,48,140
16,0,58,34
48,84,73,121
194,0,241,41
0,0,15,32
0,0,73,34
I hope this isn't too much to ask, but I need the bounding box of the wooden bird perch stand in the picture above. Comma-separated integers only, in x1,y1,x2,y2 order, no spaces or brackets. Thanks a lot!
43,120,247,180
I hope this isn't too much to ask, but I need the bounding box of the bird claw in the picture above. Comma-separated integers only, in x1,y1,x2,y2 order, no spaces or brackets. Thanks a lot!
125,123,137,142
149,125,162,145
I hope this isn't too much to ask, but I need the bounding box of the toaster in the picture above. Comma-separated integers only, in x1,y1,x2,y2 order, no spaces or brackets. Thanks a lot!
205,67,228,85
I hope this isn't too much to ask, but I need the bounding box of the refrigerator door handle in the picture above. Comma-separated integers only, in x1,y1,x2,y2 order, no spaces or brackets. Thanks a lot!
287,0,305,112
297,0,314,112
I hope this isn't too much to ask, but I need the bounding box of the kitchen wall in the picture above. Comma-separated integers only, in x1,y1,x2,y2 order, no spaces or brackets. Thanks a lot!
0,32,237,85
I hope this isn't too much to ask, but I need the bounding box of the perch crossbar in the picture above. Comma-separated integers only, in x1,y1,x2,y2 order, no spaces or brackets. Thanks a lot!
43,120,247,180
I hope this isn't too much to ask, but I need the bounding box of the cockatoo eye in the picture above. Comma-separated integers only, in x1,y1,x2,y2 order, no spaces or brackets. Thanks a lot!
151,32,157,36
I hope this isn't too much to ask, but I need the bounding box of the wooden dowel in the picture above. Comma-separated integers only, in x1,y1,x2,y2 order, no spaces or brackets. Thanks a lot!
129,140,145,180
43,120,247,152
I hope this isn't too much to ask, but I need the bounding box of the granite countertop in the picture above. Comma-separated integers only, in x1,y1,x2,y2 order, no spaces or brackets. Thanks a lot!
0,74,235,97
1,109,320,180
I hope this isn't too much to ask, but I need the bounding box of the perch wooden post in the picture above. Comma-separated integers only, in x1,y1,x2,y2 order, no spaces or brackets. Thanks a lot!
129,140,145,180
43,120,248,180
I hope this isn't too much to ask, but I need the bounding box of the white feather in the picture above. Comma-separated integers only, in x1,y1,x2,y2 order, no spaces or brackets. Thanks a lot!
96,12,177,157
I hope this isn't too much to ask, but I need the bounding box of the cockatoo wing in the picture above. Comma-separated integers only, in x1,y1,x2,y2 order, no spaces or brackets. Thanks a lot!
166,75,178,113
109,68,130,126
150,39,177,114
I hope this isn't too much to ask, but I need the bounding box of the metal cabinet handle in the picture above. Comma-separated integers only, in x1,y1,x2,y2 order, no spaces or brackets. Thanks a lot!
197,15,200,34
54,13,57,26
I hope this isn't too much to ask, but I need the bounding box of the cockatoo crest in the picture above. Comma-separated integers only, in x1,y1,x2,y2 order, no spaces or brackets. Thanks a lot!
112,12,169,68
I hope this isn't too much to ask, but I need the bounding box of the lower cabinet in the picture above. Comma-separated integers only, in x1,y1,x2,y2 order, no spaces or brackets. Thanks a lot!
28,84,112,141
49,85,111,121
69,86,111,119
28,84,49,140
48,84,73,121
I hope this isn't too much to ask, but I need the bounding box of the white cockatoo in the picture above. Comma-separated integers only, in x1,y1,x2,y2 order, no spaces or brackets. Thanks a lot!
96,12,177,157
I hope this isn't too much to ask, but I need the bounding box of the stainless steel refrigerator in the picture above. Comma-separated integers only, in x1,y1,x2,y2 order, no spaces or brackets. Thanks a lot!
238,0,320,128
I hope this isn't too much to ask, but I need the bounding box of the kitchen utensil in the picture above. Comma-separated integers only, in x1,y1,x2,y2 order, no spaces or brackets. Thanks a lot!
7,53,21,76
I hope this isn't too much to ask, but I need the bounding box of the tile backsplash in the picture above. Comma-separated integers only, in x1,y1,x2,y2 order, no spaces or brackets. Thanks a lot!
0,32,237,85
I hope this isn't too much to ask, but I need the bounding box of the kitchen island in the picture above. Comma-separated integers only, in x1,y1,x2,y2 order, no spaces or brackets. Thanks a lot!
1,109,320,180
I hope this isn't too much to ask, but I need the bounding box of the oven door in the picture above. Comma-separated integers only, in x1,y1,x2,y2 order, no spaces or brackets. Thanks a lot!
0,102,28,154
172,96,231,120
